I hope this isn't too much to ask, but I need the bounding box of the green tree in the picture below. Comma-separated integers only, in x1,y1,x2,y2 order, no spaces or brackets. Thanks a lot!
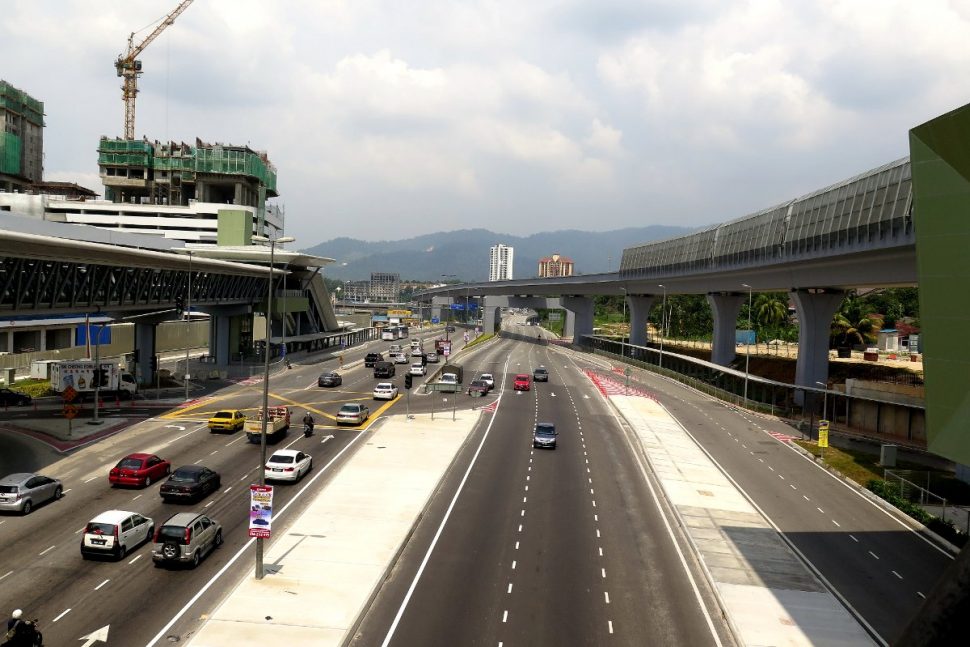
831,292,884,348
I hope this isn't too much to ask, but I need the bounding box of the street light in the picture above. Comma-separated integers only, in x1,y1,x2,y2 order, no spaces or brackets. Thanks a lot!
441,274,456,339
251,234,294,580
742,283,753,404
184,250,192,402
619,286,627,346
657,285,666,369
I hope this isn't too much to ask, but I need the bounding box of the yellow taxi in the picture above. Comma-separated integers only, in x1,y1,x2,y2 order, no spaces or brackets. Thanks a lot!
208,409,246,433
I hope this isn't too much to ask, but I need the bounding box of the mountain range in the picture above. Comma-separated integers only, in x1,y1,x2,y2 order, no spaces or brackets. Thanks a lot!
301,225,694,282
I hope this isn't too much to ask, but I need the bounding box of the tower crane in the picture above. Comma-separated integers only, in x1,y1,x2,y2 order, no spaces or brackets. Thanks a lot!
115,0,195,140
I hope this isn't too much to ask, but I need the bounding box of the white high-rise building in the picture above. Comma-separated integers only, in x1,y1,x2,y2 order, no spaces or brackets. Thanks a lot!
489,244,514,281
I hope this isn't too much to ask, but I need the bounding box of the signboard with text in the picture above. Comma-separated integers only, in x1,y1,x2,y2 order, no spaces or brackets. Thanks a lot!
248,485,274,538
818,420,830,448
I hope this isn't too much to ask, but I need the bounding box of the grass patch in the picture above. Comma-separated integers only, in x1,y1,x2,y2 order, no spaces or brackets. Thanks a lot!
463,333,494,350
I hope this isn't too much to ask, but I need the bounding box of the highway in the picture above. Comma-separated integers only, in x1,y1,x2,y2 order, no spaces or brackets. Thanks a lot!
0,316,954,645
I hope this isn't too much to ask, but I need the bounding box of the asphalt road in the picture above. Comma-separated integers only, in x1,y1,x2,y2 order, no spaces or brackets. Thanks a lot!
351,320,732,646
0,326,452,647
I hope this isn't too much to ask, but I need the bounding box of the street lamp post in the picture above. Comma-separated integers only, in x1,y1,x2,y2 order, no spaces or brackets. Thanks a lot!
184,250,192,402
742,283,753,405
816,381,828,421
441,274,456,339
251,234,294,580
657,285,666,369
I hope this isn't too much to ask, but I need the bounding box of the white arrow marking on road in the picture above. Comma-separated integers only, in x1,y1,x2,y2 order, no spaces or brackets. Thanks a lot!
164,425,186,431
551,392,557,397
321,434,335,444
584,394,590,399
78,625,109,646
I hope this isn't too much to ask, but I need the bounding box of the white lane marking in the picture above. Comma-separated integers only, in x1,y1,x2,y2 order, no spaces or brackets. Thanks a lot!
205,501,214,508
511,561,517,570
768,466,775,471
84,476,99,483
917,592,926,599
598,547,603,557
590,488,595,495
145,421,373,647
507,583,513,593
194,459,203,465
75,527,85,534
790,484,797,490
210,450,218,455
850,535,859,542
39,545,56,556
608,620,614,634
515,541,519,550
223,487,232,493
128,554,142,565
239,474,249,482
524,485,528,491
518,524,523,532
592,500,596,508
778,475,785,480
53,608,71,622
594,514,598,522
225,436,245,447
95,579,110,590
601,568,606,578
63,488,73,494
596,529,601,538
892,571,903,580
604,591,610,604
132,494,142,500
832,520,841,527
522,497,527,503
520,510,525,517
803,495,810,501
502,610,508,623
869,551,880,560
817,507,825,514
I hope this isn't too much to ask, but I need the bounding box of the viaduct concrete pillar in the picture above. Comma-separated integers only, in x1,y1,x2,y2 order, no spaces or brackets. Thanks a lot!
627,295,656,347
482,306,499,334
791,289,845,403
707,292,745,366
561,296,594,343
134,321,157,386
209,315,232,366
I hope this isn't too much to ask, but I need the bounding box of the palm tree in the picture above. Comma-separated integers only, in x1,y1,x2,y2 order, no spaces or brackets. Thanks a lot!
831,292,884,348
754,293,788,328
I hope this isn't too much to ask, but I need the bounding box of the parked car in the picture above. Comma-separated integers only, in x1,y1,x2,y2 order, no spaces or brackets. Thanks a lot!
364,353,384,367
81,510,154,560
109,453,171,488
478,373,495,390
336,403,370,425
318,371,342,387
0,472,62,514
152,512,222,568
513,374,531,391
425,352,439,363
160,465,222,502
467,380,489,397
533,367,549,382
208,409,246,433
265,449,312,482
0,388,31,407
410,363,427,376
373,382,399,400
533,422,558,449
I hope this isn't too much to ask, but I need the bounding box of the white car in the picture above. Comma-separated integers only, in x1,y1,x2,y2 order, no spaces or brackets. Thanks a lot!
373,382,399,400
393,353,410,364
81,510,154,560
265,450,312,482
479,373,495,390
410,363,427,376
425,352,439,363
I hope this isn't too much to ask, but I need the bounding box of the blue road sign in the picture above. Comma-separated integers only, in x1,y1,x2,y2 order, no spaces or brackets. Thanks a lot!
431,317,440,324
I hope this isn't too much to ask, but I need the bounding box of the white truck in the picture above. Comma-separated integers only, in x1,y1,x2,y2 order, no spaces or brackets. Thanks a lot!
434,372,460,393
48,360,137,401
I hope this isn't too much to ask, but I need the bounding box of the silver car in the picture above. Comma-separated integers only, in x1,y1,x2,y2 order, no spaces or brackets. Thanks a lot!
152,512,223,568
0,473,63,514
336,403,370,425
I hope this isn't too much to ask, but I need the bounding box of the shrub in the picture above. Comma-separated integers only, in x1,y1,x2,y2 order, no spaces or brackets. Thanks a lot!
867,479,967,547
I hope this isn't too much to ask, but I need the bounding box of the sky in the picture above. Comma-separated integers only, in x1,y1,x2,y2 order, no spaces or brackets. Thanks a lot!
4,0,970,248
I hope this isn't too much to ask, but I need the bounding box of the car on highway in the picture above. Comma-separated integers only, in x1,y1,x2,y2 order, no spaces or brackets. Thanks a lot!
265,449,313,482
152,512,222,568
478,373,495,390
0,472,63,515
159,465,222,502
364,352,384,367
513,374,531,391
318,371,342,387
0,388,31,407
467,379,489,397
373,361,396,378
533,367,549,382
109,453,171,488
410,362,427,376
81,510,154,560
208,409,246,433
373,382,399,400
336,403,370,425
446,325,456,332
533,422,558,449
425,351,439,363
392,352,410,364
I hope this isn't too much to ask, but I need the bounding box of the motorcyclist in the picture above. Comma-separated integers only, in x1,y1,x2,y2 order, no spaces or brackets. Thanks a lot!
5,609,21,634
302,411,314,436
4,609,41,647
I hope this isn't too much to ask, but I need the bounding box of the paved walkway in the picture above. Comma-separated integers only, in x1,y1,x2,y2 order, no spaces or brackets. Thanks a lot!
185,371,875,647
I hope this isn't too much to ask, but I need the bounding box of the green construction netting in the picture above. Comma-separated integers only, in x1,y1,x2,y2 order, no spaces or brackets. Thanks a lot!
0,132,22,175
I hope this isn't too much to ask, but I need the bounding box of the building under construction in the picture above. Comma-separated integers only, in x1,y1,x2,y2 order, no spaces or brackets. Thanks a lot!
0,80,45,193
98,136,277,209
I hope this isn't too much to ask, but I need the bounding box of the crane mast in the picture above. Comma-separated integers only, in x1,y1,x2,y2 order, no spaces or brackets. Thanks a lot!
115,0,195,140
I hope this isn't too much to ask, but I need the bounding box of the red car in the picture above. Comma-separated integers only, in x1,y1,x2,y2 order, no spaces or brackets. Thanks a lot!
109,453,171,488
513,374,531,391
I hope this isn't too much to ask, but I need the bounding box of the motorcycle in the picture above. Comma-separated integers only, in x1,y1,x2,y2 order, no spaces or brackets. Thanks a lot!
303,422,313,437
2,618,43,647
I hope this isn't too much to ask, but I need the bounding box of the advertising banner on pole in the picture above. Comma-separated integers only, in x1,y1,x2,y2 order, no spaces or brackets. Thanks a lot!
248,484,274,538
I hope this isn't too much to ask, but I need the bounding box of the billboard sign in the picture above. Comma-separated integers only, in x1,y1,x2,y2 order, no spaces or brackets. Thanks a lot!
248,485,274,538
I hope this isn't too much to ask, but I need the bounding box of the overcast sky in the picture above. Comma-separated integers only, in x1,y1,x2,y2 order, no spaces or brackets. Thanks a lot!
4,0,970,247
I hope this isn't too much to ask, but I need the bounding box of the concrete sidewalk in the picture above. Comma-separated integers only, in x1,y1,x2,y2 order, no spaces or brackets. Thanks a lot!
185,367,876,647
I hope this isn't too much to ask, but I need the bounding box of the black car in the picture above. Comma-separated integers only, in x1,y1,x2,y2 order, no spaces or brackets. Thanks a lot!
364,353,383,367
0,388,31,407
445,326,456,332
160,465,221,502
533,367,549,382
318,371,342,387
373,361,395,378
